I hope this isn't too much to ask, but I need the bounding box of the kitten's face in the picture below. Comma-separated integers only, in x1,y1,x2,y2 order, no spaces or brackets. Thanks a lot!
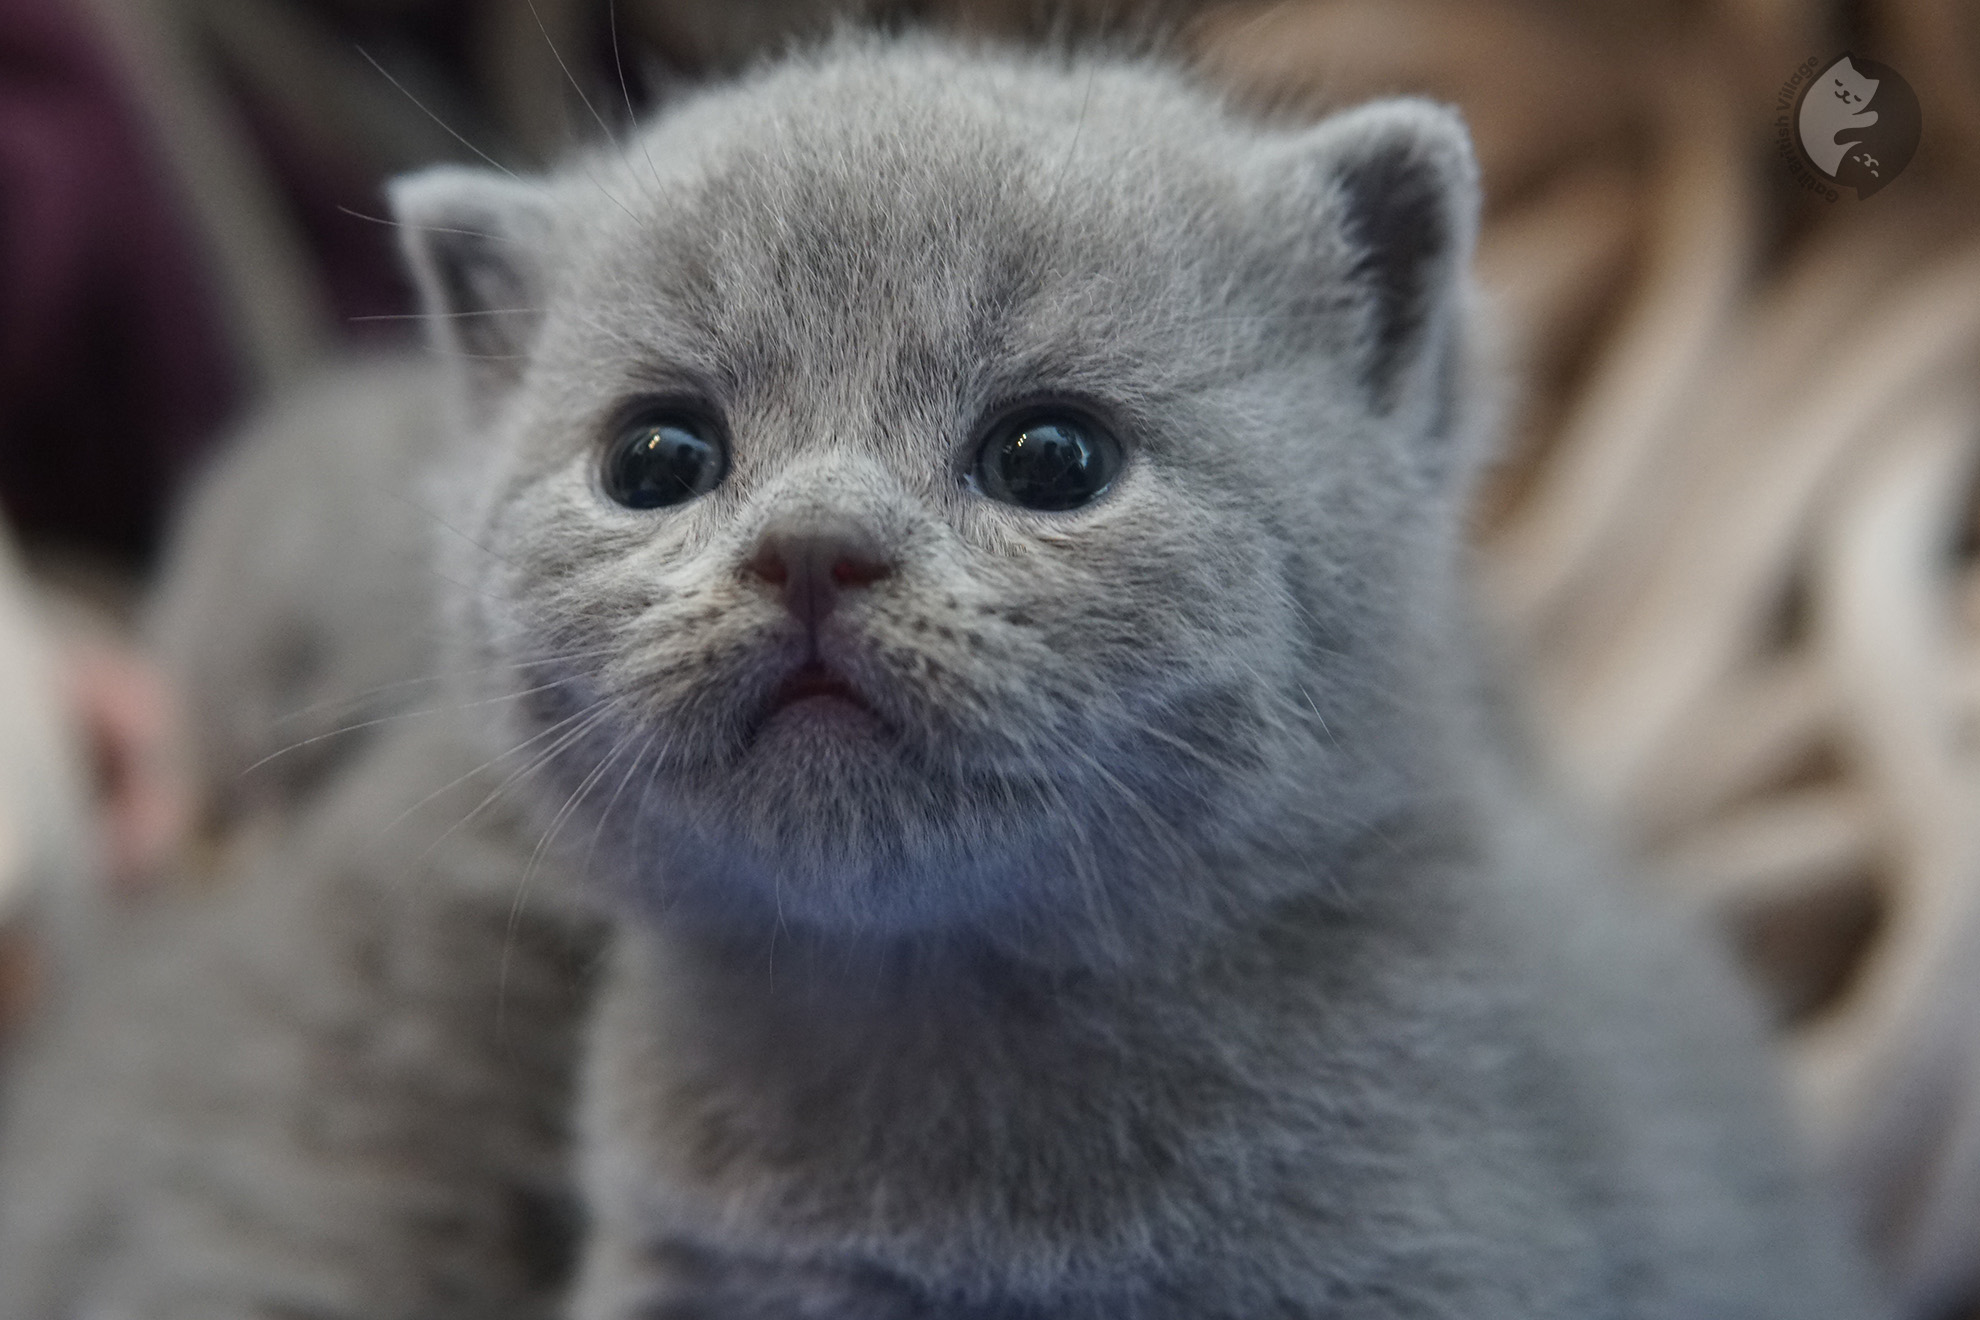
395,44,1481,951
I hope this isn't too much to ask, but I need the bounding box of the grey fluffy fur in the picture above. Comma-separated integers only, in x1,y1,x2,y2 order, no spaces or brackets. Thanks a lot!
0,34,1887,1319
145,356,449,815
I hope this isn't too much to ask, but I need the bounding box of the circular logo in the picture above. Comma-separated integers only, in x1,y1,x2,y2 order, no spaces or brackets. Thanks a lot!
1777,53,1921,200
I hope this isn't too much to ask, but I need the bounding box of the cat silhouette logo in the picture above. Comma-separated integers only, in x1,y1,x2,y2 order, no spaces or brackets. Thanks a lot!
1782,54,1921,199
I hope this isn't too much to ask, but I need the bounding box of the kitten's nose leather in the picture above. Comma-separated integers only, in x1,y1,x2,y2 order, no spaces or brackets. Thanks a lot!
745,520,893,627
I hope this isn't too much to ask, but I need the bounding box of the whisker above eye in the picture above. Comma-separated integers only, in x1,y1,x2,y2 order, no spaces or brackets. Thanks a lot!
606,0,666,195
347,309,546,324
523,0,620,154
355,46,524,182
334,205,550,253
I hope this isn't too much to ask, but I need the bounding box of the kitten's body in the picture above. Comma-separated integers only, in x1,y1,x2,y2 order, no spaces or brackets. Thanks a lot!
0,36,1884,1320
575,795,1856,1318
0,724,602,1320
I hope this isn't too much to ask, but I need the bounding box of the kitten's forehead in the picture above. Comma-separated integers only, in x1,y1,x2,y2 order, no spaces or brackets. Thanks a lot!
551,45,1254,416
639,40,1236,226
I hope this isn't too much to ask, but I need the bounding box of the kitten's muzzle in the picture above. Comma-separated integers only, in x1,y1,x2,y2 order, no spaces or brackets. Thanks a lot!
737,516,899,743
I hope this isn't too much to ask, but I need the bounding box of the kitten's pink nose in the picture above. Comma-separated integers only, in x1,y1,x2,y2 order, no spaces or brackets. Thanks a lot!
744,520,893,628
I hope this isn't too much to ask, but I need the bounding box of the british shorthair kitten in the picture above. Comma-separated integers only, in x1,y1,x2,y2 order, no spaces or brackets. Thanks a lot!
0,35,1887,1320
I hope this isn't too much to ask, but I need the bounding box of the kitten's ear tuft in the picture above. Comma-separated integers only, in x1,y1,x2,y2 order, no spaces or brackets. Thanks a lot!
388,167,557,400
1280,99,1479,415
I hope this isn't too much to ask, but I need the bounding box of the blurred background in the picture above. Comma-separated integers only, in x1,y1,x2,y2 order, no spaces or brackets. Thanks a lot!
0,0,1976,1314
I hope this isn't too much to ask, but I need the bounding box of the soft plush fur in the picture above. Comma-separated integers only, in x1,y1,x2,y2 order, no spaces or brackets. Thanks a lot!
0,35,1886,1319
145,356,450,818
0,726,603,1319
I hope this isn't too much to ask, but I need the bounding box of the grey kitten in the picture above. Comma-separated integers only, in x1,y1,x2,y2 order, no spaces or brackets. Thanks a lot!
0,33,1887,1320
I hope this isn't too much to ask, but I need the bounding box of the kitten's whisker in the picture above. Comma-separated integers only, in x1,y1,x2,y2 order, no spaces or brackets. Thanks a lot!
512,0,642,226
583,728,657,883
267,644,624,730
240,681,577,778
346,308,544,324
499,726,635,1019
627,729,672,888
355,46,525,182
1108,707,1253,776
334,205,549,253
606,0,634,131
607,0,666,193
1054,737,1192,872
419,567,525,617
572,164,641,226
382,695,613,835
1046,63,1100,208
417,701,616,862
352,476,523,572
525,0,620,152
1294,683,1341,748
1030,768,1108,930
525,730,631,889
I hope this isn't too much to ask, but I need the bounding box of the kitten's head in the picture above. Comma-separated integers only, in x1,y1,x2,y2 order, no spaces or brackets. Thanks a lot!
390,38,1485,959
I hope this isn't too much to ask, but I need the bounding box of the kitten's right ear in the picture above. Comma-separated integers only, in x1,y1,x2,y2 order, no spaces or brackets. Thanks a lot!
1263,100,1479,427
388,167,557,405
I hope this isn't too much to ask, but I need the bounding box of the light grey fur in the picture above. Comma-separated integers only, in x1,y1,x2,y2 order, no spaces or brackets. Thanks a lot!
0,34,1887,1320
146,355,450,817
0,725,604,1319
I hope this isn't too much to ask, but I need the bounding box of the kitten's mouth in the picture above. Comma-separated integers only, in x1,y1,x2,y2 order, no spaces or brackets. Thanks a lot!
775,661,861,703
760,660,879,722
733,653,900,754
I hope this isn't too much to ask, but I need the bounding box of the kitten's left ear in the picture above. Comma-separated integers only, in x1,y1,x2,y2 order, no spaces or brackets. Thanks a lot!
1269,99,1480,424
388,166,558,408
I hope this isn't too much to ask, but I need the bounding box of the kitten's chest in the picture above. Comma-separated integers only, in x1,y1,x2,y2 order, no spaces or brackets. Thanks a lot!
567,914,1552,1319
575,928,1292,1302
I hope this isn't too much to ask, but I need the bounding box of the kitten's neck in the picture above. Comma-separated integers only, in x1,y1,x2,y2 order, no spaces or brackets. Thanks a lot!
583,809,1485,1298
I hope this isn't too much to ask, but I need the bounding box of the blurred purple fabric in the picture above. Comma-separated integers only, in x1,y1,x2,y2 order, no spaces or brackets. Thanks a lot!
0,0,240,563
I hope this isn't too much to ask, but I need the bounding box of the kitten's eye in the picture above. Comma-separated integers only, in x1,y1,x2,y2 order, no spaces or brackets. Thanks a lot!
972,409,1121,512
602,408,726,509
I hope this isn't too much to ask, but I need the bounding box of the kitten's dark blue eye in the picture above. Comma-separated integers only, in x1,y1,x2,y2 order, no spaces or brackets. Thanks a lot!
603,409,726,509
973,410,1120,512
